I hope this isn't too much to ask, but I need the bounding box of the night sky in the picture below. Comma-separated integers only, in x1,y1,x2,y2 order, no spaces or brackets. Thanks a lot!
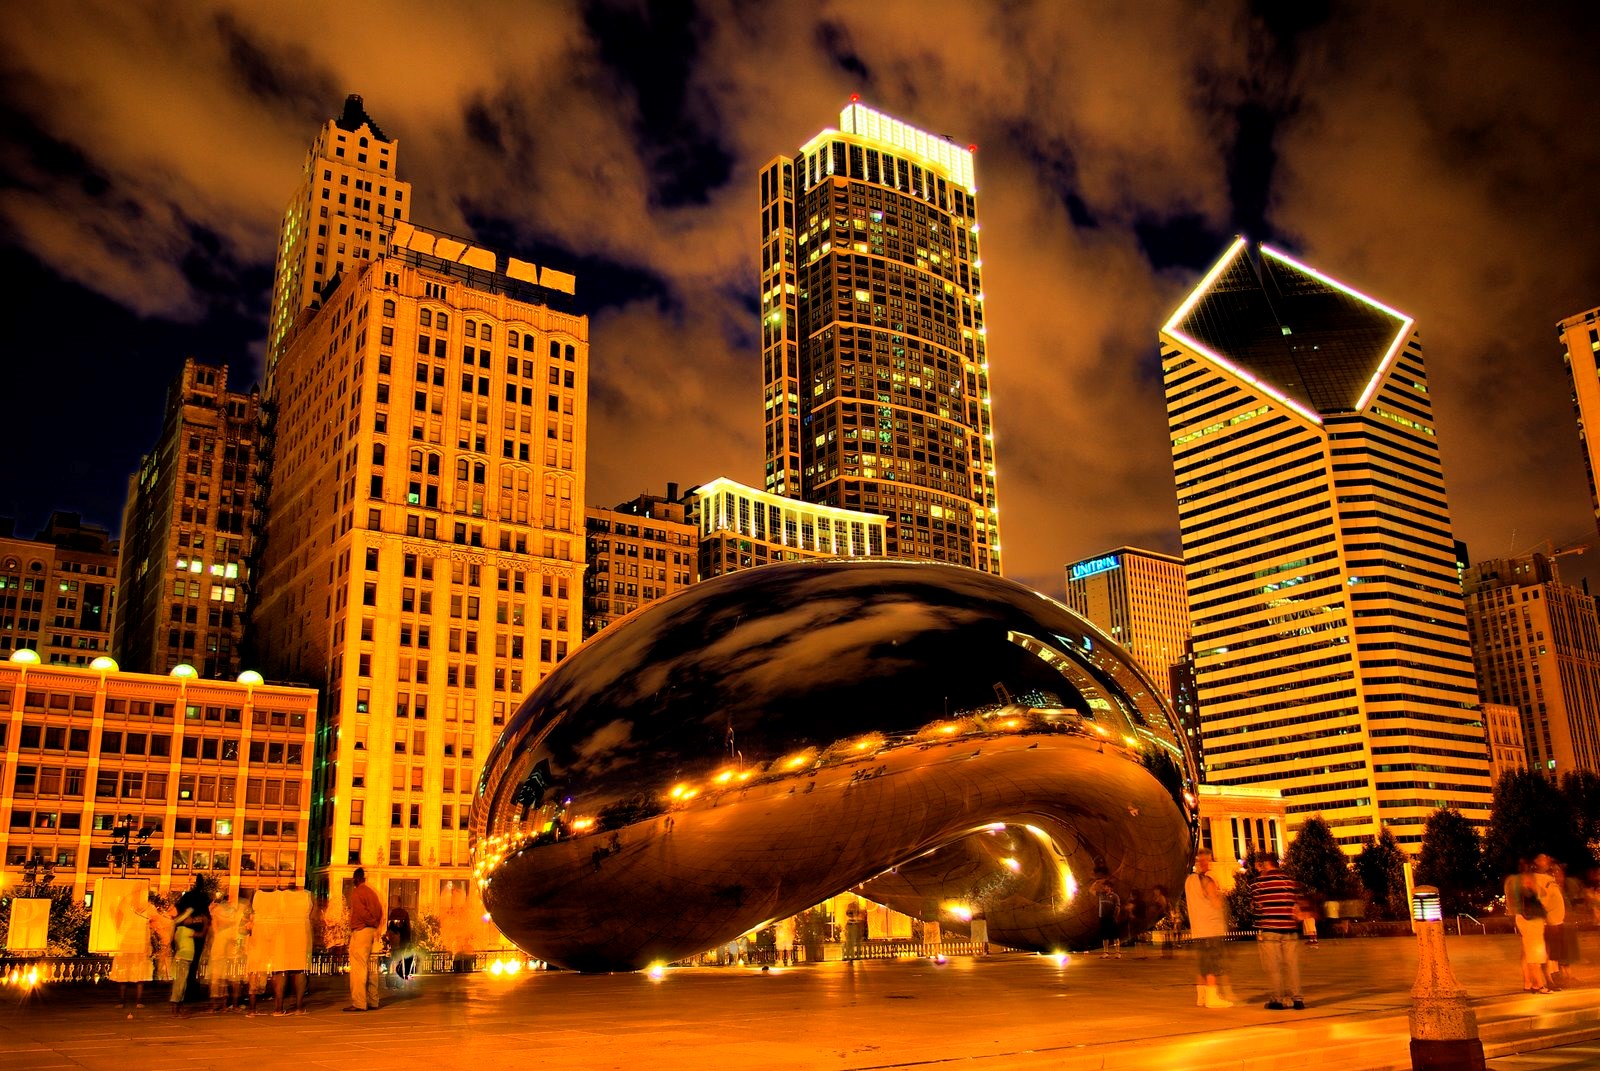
3,1,1599,596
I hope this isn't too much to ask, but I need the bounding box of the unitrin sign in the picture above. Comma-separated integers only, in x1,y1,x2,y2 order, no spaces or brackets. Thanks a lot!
1069,554,1121,582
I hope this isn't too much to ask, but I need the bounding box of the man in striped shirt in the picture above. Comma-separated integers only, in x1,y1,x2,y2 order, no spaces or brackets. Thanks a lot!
1250,851,1308,1010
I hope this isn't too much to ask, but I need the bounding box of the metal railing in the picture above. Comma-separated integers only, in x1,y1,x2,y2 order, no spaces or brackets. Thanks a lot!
0,955,111,984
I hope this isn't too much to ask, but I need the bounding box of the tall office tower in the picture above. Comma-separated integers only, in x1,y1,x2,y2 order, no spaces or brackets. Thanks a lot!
0,514,118,665
266,95,411,379
582,485,698,638
1559,306,1600,537
760,100,1000,571
1463,551,1600,775
1161,238,1491,849
113,360,263,679
1063,547,1197,770
252,220,585,914
1063,547,1190,685
690,476,888,580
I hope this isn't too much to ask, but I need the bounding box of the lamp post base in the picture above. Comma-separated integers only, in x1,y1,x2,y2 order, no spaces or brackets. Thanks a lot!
1410,1037,1486,1071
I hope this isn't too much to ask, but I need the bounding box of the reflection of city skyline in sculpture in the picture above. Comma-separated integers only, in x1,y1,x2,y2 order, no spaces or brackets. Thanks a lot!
473,561,1197,972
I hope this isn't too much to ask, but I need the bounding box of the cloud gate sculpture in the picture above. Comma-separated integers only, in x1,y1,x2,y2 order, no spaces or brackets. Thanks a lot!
473,560,1197,972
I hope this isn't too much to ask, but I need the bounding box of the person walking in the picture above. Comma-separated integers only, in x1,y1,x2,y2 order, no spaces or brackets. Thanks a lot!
1250,851,1307,1010
345,868,384,1012
1184,850,1232,1008
1091,875,1121,958
1507,859,1551,993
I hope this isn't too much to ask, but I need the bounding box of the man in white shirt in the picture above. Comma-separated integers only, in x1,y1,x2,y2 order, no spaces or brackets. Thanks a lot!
1184,850,1232,1008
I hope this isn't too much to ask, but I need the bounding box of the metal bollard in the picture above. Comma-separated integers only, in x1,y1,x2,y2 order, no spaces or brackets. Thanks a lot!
1409,886,1485,1071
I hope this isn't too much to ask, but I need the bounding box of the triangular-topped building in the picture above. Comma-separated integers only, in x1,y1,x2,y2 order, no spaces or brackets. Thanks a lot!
1160,239,1490,853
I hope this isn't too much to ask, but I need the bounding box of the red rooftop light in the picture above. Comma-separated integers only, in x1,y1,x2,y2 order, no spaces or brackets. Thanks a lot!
850,94,860,103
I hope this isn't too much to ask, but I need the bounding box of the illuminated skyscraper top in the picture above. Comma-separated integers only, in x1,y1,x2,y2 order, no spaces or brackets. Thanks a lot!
1160,239,1489,849
266,95,411,379
759,100,1000,572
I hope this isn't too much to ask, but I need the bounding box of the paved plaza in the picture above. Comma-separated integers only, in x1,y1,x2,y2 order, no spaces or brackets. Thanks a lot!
0,933,1594,1071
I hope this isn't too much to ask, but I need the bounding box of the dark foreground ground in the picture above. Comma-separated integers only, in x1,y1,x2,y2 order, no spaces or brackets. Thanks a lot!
0,933,1595,1071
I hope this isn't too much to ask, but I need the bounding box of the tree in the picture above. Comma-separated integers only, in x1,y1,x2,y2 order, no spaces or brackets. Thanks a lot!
1561,769,1600,867
1415,807,1486,914
1224,853,1259,932
1483,769,1586,879
1283,815,1356,901
1355,828,1408,920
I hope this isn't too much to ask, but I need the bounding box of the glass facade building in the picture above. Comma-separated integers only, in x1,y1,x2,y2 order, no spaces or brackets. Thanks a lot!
760,102,1000,572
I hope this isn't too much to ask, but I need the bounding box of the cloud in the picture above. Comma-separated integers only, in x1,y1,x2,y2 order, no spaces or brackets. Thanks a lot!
1267,3,1600,562
1,0,1597,593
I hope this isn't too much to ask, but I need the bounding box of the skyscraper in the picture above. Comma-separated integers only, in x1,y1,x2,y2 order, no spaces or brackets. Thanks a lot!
252,219,586,913
1161,238,1491,849
1558,306,1600,536
266,95,411,379
113,359,262,678
760,100,1000,571
1063,547,1190,685
1064,547,1199,771
1463,551,1600,776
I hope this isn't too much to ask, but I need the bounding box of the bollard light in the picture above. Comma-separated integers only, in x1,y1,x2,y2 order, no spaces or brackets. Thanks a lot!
1408,885,1483,1071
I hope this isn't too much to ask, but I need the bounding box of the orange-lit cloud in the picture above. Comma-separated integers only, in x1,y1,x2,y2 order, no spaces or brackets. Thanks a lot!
1,1,1596,594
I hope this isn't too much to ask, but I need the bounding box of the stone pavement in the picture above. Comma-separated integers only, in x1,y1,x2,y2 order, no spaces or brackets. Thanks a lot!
0,933,1594,1071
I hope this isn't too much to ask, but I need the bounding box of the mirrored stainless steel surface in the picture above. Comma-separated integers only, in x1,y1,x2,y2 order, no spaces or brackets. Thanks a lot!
473,560,1197,971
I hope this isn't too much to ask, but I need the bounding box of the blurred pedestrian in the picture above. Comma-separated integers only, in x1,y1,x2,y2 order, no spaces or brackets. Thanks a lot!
1506,859,1550,993
1184,851,1232,1008
1535,855,1569,990
111,901,155,1010
170,877,211,1016
1250,851,1308,1010
386,898,415,986
203,892,247,1012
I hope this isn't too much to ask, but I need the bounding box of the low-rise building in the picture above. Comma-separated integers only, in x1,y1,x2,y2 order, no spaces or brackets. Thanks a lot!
0,654,316,900
690,477,886,579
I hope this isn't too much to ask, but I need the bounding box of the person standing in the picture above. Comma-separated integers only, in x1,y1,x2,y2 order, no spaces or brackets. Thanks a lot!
1091,875,1121,958
170,877,211,1016
1184,850,1232,1008
1535,855,1568,990
1506,859,1551,993
345,868,384,1012
1250,851,1307,1010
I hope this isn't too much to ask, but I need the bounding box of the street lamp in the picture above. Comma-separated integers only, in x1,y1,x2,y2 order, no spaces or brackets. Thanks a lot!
1408,885,1484,1071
